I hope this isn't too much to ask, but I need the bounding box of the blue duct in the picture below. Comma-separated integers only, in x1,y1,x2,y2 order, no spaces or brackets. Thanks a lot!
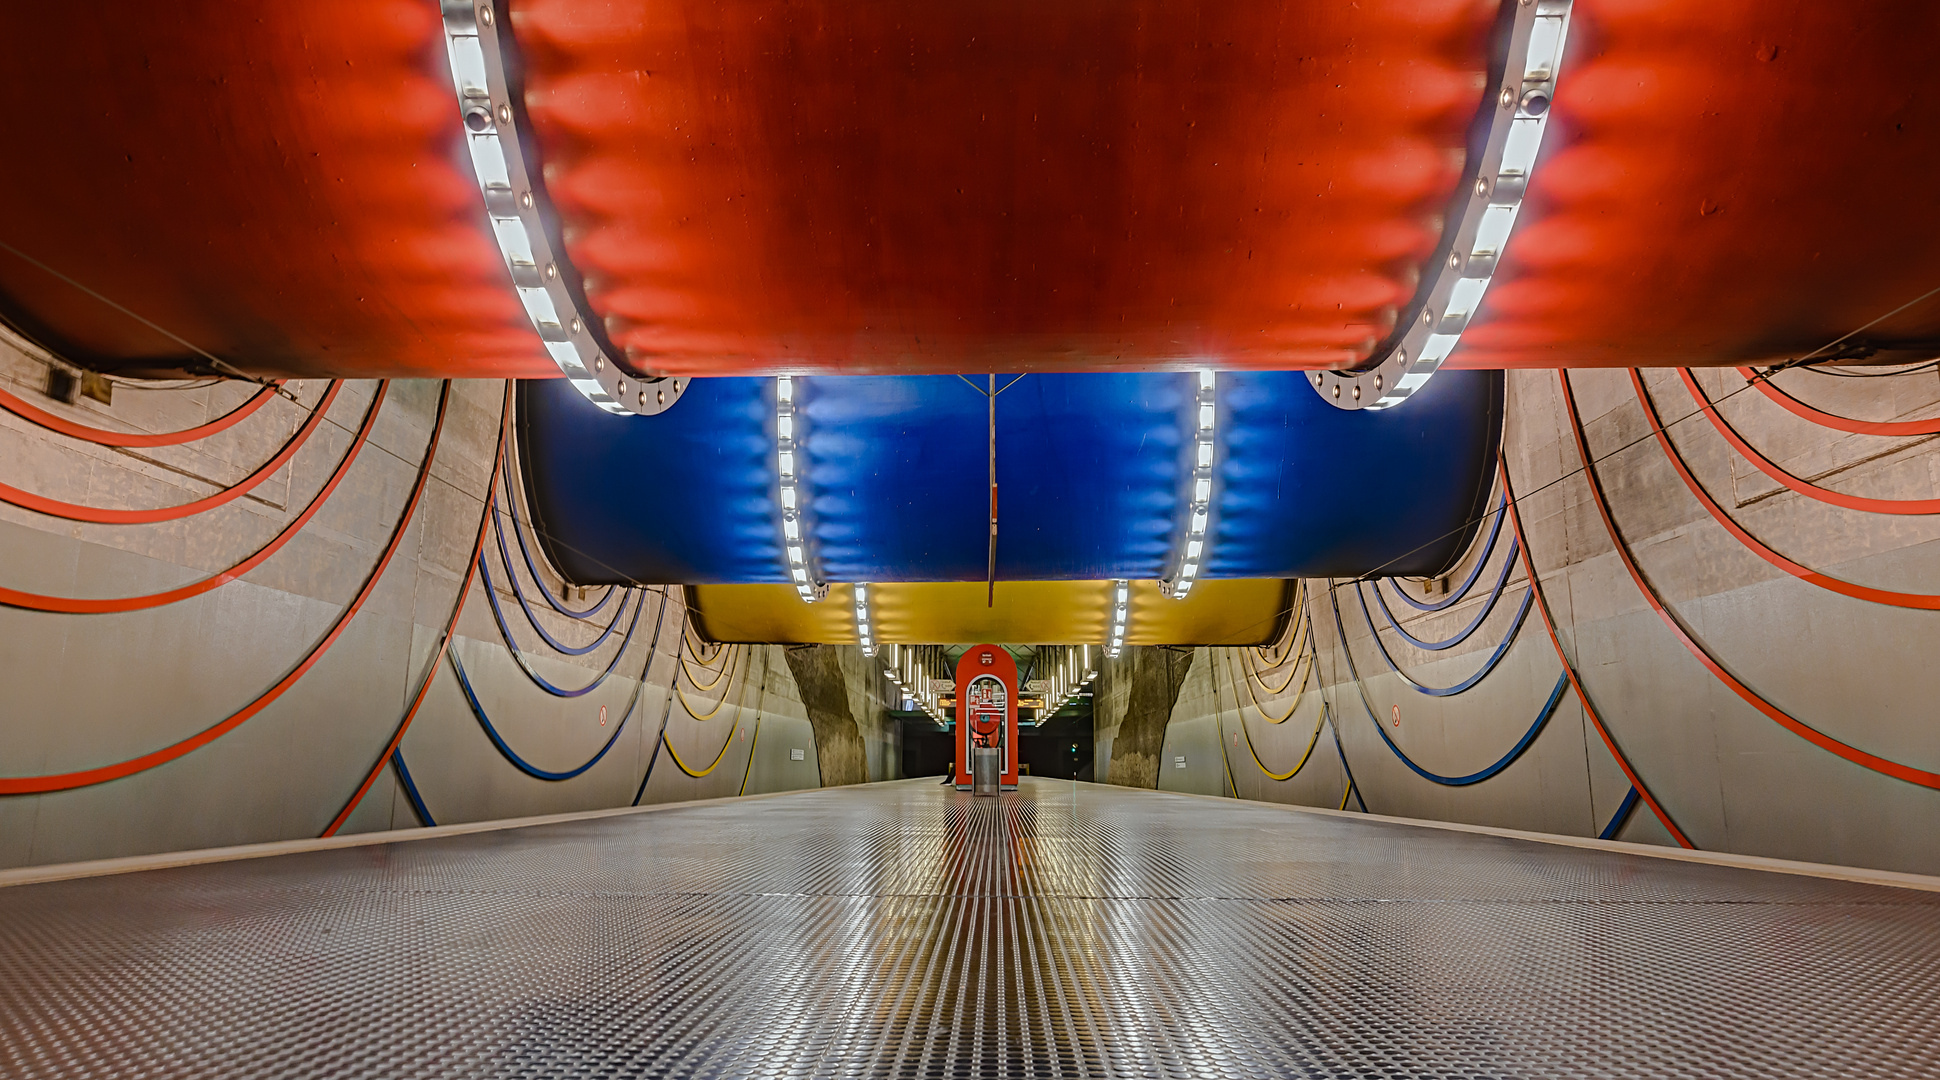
519,370,1501,584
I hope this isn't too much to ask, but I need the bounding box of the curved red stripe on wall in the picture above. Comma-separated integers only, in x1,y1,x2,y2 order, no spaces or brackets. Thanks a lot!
323,382,509,837
0,384,387,614
1560,370,1940,790
1737,367,1940,438
0,380,285,448
0,384,452,795
1501,457,1694,848
1631,370,1940,610
0,382,344,524
1680,369,1940,516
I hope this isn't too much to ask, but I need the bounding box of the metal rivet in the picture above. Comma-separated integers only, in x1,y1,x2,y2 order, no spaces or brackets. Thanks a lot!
1521,89,1551,116
570,317,582,334
593,356,603,372
497,103,512,125
657,389,666,405
545,263,558,280
478,5,492,25
1422,309,1435,325
1352,384,1361,400
639,390,648,407
1475,176,1490,199
1331,384,1340,399
519,190,534,210
1501,87,1516,109
464,107,491,133
1449,250,1463,270
616,379,625,395
1374,373,1383,390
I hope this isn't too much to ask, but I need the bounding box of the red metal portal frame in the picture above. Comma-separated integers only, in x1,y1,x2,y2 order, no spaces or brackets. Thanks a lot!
953,645,1018,790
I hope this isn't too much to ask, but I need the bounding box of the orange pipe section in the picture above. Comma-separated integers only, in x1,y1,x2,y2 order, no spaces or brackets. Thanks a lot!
516,0,1487,375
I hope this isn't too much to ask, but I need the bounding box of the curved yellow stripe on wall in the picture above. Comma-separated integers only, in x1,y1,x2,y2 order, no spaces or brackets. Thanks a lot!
690,579,1291,646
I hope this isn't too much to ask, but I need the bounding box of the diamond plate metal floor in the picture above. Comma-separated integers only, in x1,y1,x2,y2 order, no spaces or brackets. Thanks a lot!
3,778,1939,1078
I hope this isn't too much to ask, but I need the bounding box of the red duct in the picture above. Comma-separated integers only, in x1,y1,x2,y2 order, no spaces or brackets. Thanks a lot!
1,2,1933,380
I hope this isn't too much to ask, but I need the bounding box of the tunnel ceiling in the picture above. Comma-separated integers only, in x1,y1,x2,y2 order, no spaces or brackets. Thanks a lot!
0,1,1935,380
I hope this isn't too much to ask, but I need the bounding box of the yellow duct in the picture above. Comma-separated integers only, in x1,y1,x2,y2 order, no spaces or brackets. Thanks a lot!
689,579,1292,646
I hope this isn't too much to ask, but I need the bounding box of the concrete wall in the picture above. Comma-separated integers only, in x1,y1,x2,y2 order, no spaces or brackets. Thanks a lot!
1148,366,1940,876
0,334,822,869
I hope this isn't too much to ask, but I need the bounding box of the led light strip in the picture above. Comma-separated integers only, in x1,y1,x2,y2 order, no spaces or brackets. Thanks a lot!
1162,371,1217,598
885,644,945,725
1036,645,1095,721
437,1,685,417
1106,579,1130,658
775,376,826,601
1312,0,1574,411
854,582,875,656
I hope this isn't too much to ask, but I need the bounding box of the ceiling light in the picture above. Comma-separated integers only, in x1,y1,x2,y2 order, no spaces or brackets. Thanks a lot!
1310,0,1574,412
437,2,681,415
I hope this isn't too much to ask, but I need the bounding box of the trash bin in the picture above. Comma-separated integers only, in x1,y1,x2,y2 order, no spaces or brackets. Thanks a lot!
972,747,1000,796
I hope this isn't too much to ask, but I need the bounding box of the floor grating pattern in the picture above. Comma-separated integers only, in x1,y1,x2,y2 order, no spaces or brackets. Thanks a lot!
2,778,1938,1077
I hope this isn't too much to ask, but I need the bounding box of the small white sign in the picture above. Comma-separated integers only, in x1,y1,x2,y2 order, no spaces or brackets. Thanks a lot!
1174,755,1186,769
790,748,806,761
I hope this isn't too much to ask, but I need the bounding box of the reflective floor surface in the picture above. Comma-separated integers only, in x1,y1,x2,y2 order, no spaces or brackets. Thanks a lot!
2,777,1938,1078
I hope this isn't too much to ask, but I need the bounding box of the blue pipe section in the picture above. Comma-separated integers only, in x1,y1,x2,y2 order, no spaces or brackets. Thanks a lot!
499,488,618,620
518,370,1503,584
1598,787,1641,840
479,551,644,697
1343,577,1531,697
446,644,640,781
391,750,436,827
491,494,631,656
1368,538,1521,652
1382,493,1506,614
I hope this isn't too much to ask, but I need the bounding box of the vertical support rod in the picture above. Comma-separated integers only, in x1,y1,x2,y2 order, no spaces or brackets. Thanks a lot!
987,373,998,607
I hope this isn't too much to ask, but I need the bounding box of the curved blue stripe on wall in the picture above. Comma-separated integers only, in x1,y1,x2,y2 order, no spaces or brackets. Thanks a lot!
520,370,1500,584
